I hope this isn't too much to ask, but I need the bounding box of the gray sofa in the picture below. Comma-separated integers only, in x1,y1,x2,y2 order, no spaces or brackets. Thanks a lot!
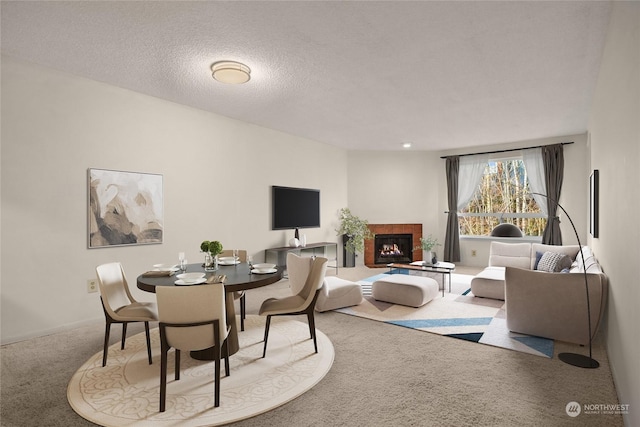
471,242,608,345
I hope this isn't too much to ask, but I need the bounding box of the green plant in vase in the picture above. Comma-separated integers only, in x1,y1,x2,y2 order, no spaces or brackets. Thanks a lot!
336,208,374,253
201,240,223,270
415,234,441,265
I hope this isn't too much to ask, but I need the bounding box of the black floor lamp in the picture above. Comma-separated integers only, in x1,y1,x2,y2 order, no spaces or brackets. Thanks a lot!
532,192,599,369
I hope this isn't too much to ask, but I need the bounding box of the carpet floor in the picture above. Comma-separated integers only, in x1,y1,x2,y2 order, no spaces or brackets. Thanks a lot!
67,316,334,427
336,271,556,358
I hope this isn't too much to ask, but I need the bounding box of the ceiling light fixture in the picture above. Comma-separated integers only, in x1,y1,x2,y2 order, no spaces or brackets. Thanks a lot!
403,143,412,148
211,61,251,84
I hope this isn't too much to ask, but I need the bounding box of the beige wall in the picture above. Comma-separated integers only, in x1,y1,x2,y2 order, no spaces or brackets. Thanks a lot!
0,56,347,343
347,134,589,267
588,2,640,425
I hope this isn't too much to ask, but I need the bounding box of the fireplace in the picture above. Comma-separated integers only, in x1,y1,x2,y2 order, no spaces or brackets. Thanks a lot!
365,224,423,267
374,233,413,264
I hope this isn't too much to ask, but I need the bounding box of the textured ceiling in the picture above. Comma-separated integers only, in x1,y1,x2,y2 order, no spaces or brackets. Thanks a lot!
1,1,611,151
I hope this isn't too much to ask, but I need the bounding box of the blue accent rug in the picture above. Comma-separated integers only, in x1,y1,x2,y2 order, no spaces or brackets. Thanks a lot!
334,271,555,358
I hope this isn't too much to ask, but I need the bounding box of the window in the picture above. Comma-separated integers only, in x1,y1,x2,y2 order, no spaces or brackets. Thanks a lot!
459,157,547,236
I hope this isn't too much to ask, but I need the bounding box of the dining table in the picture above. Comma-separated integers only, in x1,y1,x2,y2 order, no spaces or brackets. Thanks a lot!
136,261,284,359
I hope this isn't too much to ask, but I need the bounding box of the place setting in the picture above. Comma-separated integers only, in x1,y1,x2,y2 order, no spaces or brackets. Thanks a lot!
251,263,277,274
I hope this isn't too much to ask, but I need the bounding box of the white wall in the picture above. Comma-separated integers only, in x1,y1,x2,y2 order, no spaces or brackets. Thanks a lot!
588,2,640,425
0,56,348,344
346,150,441,264
347,134,589,267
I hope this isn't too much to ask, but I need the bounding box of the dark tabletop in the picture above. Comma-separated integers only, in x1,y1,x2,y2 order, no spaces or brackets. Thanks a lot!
136,262,284,293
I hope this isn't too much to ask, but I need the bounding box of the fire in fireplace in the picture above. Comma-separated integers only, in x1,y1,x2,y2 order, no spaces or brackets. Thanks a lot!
374,233,413,264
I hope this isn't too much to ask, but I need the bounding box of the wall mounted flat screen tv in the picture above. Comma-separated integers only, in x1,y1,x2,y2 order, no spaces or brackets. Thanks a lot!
272,186,320,230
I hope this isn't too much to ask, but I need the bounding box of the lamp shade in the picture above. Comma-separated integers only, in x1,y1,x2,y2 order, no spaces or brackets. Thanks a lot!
490,223,523,238
211,61,251,84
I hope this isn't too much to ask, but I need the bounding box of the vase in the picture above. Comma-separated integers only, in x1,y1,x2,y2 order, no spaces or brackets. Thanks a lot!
204,253,218,271
424,251,434,265
343,234,355,268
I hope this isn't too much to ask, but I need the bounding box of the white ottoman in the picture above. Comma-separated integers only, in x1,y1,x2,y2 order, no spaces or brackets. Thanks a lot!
315,276,363,312
372,275,439,307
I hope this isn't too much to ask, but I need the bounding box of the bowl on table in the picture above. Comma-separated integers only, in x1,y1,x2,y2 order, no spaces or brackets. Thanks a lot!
252,263,277,274
218,256,239,265
176,272,206,283
153,263,179,272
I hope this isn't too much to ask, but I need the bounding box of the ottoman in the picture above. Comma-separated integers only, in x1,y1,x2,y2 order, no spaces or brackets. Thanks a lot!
372,275,439,307
315,276,364,312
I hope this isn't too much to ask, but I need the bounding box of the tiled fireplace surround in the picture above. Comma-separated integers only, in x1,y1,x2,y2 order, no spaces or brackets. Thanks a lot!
365,224,423,267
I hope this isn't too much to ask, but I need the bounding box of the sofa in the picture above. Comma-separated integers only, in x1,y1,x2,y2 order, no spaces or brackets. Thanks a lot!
471,241,608,345
470,241,581,300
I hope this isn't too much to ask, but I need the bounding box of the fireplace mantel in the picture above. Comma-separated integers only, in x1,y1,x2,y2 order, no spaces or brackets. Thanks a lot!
365,224,423,267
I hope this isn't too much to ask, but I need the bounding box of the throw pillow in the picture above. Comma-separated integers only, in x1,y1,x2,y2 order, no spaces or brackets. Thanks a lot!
533,251,544,270
536,251,573,272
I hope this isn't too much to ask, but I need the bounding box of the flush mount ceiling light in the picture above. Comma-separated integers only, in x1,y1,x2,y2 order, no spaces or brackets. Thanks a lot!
211,61,251,84
402,143,412,148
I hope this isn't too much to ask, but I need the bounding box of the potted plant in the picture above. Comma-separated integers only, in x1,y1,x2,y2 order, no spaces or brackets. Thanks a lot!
200,240,223,271
415,234,441,265
336,208,374,267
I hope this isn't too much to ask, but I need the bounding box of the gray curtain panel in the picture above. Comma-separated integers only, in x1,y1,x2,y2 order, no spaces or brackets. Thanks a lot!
541,144,564,245
444,156,460,262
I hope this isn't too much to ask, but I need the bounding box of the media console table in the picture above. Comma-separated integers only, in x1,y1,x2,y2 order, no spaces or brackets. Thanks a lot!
265,241,339,274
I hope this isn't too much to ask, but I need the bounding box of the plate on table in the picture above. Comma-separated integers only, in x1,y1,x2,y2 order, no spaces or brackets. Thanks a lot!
253,263,276,270
153,263,179,272
251,268,278,274
218,257,240,265
175,278,207,285
177,272,205,281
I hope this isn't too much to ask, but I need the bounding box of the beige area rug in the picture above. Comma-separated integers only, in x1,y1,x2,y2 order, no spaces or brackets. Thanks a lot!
67,315,334,426
337,271,556,358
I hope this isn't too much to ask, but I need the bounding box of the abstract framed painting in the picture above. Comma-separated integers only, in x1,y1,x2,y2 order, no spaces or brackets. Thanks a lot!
88,168,163,248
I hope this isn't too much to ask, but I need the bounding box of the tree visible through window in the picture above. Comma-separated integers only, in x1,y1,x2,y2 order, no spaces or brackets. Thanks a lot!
459,158,547,236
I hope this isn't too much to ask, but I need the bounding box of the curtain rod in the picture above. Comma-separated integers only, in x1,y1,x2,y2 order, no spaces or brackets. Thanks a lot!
440,141,574,159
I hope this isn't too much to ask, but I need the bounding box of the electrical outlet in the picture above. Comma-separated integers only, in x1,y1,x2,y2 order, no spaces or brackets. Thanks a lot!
471,249,477,257
87,279,98,293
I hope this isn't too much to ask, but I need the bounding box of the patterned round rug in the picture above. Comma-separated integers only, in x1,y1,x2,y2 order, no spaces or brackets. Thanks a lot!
67,315,334,426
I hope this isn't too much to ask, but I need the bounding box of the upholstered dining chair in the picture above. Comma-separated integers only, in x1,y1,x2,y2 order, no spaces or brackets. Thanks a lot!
220,249,248,331
259,255,328,357
95,262,158,367
156,283,230,412
286,252,313,295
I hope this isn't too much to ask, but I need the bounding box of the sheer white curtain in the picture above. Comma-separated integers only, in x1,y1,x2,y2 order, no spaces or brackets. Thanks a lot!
457,154,489,210
522,148,547,213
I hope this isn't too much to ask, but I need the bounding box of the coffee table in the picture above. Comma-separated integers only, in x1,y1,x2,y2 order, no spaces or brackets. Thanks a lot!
386,261,456,296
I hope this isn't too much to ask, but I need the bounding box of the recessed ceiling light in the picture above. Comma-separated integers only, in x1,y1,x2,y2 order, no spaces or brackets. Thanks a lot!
211,61,251,84
402,143,412,148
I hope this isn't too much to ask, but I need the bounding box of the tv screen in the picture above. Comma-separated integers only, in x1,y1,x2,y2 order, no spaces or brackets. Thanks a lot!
272,186,320,230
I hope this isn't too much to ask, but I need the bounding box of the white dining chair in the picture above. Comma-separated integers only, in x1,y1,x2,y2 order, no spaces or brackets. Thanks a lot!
156,283,230,411
220,249,248,331
96,262,158,367
259,255,328,357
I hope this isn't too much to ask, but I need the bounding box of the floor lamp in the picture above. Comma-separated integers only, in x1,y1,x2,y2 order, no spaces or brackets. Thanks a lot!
532,192,599,369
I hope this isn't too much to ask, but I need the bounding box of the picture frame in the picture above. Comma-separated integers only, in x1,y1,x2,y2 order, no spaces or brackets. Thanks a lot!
88,168,163,248
590,169,599,238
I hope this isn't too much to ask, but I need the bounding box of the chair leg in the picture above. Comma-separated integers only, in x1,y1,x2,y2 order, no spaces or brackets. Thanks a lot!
214,320,221,407
307,310,318,353
160,344,168,412
144,321,152,365
223,341,230,377
121,323,127,350
262,315,272,358
240,294,246,332
102,321,112,367
175,349,180,381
